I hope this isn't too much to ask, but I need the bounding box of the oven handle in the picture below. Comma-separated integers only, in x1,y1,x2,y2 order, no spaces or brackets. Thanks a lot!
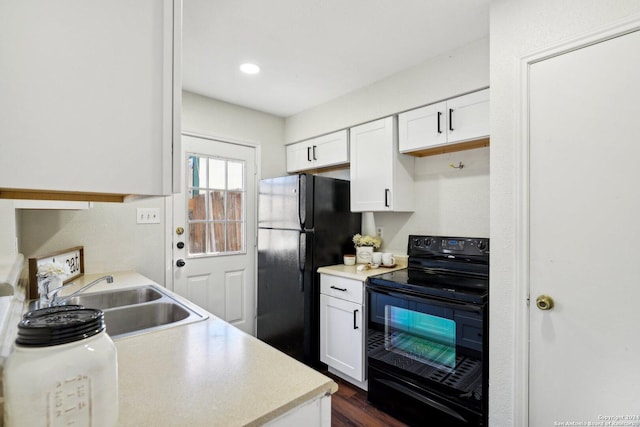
366,282,483,312
377,378,469,424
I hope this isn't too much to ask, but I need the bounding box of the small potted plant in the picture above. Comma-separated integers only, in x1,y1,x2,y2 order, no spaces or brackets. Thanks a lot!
352,233,382,264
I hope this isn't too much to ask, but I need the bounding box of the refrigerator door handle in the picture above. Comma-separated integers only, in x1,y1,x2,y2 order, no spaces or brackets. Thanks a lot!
298,232,306,292
298,175,306,229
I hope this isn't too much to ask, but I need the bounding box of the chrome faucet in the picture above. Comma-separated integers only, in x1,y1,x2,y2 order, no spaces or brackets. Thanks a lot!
48,275,114,306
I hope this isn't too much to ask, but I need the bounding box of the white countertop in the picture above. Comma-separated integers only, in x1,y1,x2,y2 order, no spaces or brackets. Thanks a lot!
317,263,406,281
6,271,337,426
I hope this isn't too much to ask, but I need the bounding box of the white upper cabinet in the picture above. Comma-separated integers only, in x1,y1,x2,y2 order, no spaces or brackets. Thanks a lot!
286,130,349,173
0,0,181,202
398,88,489,155
350,117,414,212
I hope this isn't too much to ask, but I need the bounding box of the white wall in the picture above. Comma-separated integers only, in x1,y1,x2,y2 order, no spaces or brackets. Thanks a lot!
182,91,286,178
287,37,490,255
286,37,489,143
0,201,17,258
18,198,166,285
489,0,640,424
376,147,489,254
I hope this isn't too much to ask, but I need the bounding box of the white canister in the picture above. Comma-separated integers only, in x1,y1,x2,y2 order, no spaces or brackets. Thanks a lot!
3,306,118,427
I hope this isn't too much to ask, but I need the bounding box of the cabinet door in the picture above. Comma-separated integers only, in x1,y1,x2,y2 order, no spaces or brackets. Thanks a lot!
286,141,313,173
313,130,349,169
446,88,490,144
350,117,395,211
398,102,447,152
0,0,179,198
320,294,364,381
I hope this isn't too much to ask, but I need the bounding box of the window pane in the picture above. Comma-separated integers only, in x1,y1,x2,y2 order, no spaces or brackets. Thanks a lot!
226,191,243,220
186,153,246,257
226,222,243,252
188,191,207,221
227,161,244,190
188,223,206,255
208,158,226,189
188,155,207,189
208,222,225,253
209,191,225,221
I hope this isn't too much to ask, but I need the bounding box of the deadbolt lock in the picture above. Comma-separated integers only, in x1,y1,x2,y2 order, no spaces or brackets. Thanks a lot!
536,294,554,311
176,226,184,235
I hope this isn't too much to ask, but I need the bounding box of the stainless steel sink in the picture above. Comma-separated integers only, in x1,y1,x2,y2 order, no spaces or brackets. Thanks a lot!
104,301,205,339
27,284,208,340
65,286,163,309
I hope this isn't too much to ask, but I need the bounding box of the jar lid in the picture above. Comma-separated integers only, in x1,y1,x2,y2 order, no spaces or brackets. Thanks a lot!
23,304,85,319
16,307,105,347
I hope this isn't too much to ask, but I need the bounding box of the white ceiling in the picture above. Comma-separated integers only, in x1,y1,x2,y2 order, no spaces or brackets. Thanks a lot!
182,0,490,118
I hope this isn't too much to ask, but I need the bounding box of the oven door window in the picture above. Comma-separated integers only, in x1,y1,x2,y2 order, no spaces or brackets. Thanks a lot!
385,305,456,370
368,288,485,403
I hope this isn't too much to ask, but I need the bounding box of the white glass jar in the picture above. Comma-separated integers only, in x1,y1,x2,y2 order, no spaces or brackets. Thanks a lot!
3,306,118,427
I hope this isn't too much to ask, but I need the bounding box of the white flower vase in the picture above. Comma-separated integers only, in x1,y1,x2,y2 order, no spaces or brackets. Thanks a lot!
356,246,374,264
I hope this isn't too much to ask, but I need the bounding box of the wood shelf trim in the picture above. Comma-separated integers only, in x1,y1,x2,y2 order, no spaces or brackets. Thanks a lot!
0,188,128,203
402,137,490,157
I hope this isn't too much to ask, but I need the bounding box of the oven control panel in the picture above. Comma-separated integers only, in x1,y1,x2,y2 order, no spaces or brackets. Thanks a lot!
408,235,489,256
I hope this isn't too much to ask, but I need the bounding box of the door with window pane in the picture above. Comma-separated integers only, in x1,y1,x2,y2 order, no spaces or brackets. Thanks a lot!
173,134,256,335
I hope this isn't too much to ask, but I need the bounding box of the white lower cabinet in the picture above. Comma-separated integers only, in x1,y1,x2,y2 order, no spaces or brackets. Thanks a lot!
265,392,331,427
320,274,366,388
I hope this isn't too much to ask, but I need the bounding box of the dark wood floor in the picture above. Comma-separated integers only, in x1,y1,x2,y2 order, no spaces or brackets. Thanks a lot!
324,372,408,427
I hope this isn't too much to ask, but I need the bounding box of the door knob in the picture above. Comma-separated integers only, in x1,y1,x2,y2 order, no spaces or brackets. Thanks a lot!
176,242,184,249
536,294,554,311
176,227,184,235
176,259,186,268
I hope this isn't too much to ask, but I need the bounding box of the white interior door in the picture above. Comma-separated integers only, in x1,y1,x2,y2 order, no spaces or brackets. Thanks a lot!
529,29,640,425
173,134,257,335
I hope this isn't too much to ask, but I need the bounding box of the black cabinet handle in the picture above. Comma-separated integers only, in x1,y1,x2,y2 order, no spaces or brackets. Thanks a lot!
449,108,454,132
437,111,442,134
312,145,317,160
384,189,390,207
307,146,312,162
330,285,347,291
353,309,359,329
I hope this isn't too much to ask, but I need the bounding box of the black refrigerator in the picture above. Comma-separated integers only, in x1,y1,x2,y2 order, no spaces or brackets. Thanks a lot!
257,174,361,366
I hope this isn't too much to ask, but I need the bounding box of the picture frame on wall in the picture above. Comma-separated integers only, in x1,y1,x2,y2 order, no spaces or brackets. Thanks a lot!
28,246,84,299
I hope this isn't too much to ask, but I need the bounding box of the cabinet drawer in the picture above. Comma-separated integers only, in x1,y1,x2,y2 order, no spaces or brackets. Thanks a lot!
320,275,363,305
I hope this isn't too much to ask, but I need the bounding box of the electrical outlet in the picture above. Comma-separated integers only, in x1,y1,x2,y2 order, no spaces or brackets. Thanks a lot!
376,226,384,239
136,208,160,224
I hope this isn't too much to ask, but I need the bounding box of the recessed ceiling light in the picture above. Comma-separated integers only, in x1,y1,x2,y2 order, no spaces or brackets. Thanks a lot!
240,63,260,75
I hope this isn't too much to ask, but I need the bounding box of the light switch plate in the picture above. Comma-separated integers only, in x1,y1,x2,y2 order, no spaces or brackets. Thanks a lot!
137,208,160,224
